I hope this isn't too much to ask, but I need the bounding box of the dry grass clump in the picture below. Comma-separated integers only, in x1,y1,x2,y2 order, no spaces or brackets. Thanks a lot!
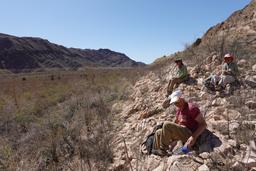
0,67,143,170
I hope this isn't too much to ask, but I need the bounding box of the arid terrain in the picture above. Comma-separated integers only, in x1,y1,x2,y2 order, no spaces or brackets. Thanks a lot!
0,0,256,171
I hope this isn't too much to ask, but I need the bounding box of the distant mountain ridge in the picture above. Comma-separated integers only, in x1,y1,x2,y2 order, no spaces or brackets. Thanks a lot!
0,33,145,72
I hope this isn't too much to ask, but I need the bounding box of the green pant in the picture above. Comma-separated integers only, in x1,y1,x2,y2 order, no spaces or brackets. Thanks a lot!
153,121,192,150
167,76,188,95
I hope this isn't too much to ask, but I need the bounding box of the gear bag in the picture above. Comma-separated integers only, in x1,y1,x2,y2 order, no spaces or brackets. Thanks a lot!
140,123,163,155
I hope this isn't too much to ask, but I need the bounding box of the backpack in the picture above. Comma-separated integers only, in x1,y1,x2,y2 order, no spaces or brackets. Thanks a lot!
141,123,163,155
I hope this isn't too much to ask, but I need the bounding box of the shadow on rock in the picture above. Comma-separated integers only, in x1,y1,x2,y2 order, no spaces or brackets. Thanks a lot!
194,129,222,154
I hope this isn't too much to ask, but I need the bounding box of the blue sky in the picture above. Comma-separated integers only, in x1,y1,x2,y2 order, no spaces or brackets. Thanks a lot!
0,0,251,64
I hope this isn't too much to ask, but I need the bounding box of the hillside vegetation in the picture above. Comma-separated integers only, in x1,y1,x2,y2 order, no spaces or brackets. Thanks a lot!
0,68,145,170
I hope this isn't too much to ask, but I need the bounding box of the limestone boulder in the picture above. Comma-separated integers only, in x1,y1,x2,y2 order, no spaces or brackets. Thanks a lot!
252,64,256,72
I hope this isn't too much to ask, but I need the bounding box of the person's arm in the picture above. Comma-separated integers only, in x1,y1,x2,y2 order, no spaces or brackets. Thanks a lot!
231,63,239,76
185,113,207,149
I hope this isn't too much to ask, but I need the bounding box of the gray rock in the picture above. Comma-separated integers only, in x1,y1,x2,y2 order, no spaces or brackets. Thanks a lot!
249,114,256,120
238,59,248,67
167,156,200,171
198,164,210,171
246,101,256,109
152,161,167,171
252,64,256,72
230,161,244,171
199,152,210,159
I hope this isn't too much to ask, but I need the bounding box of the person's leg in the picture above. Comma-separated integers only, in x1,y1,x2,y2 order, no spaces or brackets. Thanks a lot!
154,121,192,150
219,75,235,87
153,129,162,150
166,79,172,96
173,77,187,89
167,78,182,95
162,121,192,147
210,75,220,85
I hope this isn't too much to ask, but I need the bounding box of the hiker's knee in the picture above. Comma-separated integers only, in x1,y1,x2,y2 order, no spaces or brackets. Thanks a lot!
211,75,220,85
224,76,235,85
163,121,176,130
172,77,180,83
155,129,162,135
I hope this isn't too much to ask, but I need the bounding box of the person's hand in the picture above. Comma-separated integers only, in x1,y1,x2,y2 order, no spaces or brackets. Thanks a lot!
185,136,197,149
222,71,228,75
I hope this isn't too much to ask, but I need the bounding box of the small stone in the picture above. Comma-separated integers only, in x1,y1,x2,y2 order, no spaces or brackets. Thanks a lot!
152,161,166,171
240,144,248,151
197,78,204,85
199,92,208,100
228,139,237,147
250,167,256,171
237,59,247,67
223,109,241,120
243,158,256,168
249,140,256,150
252,64,256,72
249,114,256,120
167,155,183,166
210,121,229,135
212,98,227,106
198,164,210,171
229,122,240,133
246,101,256,109
230,161,244,171
214,143,233,156
199,152,210,159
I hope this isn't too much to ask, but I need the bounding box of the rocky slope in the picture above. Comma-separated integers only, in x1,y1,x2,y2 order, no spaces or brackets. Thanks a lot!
0,33,145,72
110,53,256,171
109,1,256,170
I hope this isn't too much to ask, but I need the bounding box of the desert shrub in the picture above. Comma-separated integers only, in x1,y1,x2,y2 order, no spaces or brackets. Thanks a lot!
0,68,140,170
0,144,13,170
15,112,37,128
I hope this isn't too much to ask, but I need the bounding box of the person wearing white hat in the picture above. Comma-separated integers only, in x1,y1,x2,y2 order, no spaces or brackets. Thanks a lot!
210,53,239,91
153,90,207,156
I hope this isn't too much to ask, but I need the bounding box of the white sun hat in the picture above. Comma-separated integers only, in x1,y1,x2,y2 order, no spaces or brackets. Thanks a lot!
168,90,182,104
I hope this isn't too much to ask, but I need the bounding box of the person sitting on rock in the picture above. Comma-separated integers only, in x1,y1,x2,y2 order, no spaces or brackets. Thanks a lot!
210,53,239,91
166,58,189,97
154,90,207,156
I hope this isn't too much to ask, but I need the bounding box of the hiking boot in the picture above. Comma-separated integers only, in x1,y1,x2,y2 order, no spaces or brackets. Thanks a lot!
152,149,169,156
166,90,172,98
162,99,171,109
215,85,224,91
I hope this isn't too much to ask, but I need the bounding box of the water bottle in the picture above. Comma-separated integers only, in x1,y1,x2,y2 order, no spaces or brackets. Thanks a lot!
173,145,190,155
181,145,190,154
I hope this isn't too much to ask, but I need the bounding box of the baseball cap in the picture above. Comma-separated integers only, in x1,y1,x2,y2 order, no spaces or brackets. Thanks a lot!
174,58,182,63
224,53,233,59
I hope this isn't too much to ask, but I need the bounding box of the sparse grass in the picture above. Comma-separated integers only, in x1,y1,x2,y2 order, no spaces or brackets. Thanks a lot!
0,67,144,170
